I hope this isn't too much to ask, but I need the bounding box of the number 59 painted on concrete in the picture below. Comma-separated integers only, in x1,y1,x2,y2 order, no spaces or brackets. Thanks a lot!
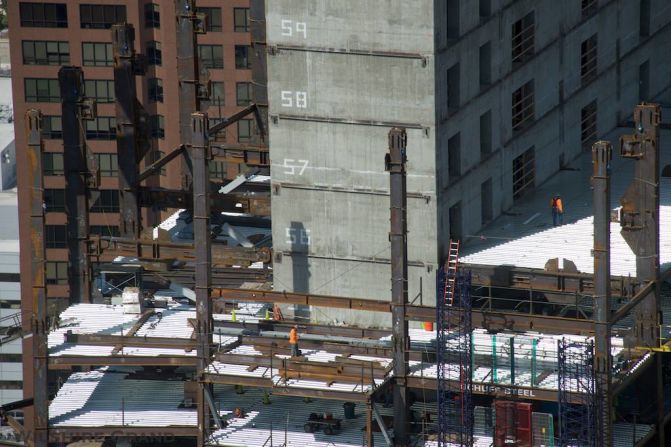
281,19,307,38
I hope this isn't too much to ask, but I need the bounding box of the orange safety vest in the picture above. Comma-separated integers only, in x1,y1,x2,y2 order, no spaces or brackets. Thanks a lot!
551,197,563,213
289,328,298,344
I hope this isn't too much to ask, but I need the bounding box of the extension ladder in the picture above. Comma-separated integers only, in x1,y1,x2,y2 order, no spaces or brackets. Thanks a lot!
444,240,460,305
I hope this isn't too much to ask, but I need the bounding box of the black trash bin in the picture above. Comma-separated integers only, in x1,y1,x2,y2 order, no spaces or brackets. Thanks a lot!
343,402,356,419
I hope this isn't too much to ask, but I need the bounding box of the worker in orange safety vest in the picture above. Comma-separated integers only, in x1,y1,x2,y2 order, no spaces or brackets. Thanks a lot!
551,194,564,226
289,325,300,357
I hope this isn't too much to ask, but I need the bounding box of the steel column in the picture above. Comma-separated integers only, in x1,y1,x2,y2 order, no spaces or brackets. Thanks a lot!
26,110,48,447
191,112,213,446
386,127,409,446
592,141,612,446
112,24,142,244
59,67,91,304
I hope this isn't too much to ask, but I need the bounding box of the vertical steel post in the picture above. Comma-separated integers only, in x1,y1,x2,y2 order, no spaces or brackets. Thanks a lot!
366,400,374,447
175,0,201,188
592,140,612,447
112,24,141,244
59,66,91,304
27,110,48,447
191,112,213,445
250,0,269,168
386,127,409,446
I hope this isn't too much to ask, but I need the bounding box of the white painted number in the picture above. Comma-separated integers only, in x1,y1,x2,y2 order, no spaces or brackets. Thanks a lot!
285,228,311,245
280,91,308,109
281,19,307,38
283,159,309,175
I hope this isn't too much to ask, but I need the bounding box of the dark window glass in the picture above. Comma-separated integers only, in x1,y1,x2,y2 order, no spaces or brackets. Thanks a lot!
45,225,67,248
448,133,460,178
42,116,63,139
512,80,535,132
197,7,222,32
512,147,535,199
90,225,120,237
150,115,165,139
20,3,68,28
481,178,493,225
234,8,249,32
198,45,224,69
80,4,126,29
91,190,119,213
479,42,491,87
238,119,253,143
22,41,69,65
82,42,113,67
479,110,492,158
148,78,164,103
144,3,160,28
44,189,65,212
25,78,60,102
46,261,68,285
209,81,224,105
236,82,252,106
580,34,598,85
210,161,226,179
581,100,598,149
146,41,162,66
447,63,460,113
447,0,459,39
235,45,251,69
512,11,535,64
85,117,116,140
43,153,64,176
84,80,115,103
582,0,597,18
95,153,118,177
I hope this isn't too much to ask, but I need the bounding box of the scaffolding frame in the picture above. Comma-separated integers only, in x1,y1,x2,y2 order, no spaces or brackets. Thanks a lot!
437,269,474,447
557,338,596,447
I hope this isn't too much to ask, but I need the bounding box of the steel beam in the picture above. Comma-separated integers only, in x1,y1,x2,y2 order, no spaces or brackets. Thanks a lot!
190,112,213,445
59,66,91,304
136,145,185,184
48,356,197,367
592,140,612,446
112,24,142,245
48,426,198,443
64,333,197,351
26,110,48,447
386,128,409,446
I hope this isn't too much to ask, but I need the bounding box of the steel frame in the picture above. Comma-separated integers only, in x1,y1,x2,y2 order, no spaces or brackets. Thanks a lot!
558,338,596,447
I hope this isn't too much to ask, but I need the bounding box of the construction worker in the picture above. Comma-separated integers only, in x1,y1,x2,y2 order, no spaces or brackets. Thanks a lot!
551,194,564,226
289,325,300,357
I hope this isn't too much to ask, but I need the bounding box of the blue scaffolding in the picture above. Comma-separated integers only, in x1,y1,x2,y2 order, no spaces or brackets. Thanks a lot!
557,338,596,447
437,267,474,447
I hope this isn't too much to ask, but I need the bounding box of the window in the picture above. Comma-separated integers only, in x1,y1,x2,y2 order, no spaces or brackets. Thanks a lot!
447,0,459,39
84,80,115,103
234,8,249,32
46,261,67,285
199,45,224,69
95,153,118,177
512,80,534,132
480,110,492,158
581,100,597,149
44,189,65,212
91,190,119,213
197,7,222,32
144,3,160,28
82,42,113,67
148,78,163,103
90,225,120,237
448,133,460,178
20,3,67,28
580,34,597,85
449,202,462,241
640,0,650,37
210,161,226,179
150,115,165,139
43,153,64,176
42,116,63,139
479,0,491,18
209,118,227,142
25,78,60,102
481,178,493,225
447,63,460,114
146,41,162,66
210,82,224,105
235,45,251,69
86,117,116,140
22,41,69,65
80,4,126,29
581,0,597,18
512,12,535,64
45,225,67,248
236,82,252,106
148,151,167,176
512,147,535,199
238,119,253,143
639,60,649,101
479,41,491,87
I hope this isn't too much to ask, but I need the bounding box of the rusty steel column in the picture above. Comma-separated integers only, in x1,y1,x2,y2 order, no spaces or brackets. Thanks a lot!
175,0,202,189
366,401,374,447
112,24,141,244
59,67,91,304
619,103,663,446
26,110,48,447
191,112,213,445
592,140,612,447
386,127,409,446
249,0,269,169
